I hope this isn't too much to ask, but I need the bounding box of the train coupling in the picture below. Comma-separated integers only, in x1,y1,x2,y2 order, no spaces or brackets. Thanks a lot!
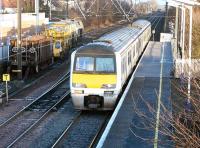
84,95,104,109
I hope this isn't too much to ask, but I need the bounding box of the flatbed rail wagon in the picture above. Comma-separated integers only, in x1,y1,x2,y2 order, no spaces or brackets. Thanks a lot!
9,35,53,78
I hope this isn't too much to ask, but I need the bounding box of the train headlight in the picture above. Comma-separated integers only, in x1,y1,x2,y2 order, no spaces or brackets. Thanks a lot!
72,83,87,88
101,84,116,89
73,90,84,94
104,91,114,97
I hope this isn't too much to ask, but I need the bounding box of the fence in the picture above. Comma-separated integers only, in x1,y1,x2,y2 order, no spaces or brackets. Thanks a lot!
0,13,49,41
174,59,200,78
170,38,200,78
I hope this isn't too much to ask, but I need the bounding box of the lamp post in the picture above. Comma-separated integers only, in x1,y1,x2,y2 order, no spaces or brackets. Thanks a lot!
187,6,193,102
17,0,22,80
35,0,39,35
49,0,52,20
180,5,185,73
0,0,2,13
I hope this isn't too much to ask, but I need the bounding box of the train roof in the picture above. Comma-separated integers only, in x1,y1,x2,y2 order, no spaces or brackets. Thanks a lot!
97,19,151,52
75,19,150,55
132,19,150,29
76,42,115,56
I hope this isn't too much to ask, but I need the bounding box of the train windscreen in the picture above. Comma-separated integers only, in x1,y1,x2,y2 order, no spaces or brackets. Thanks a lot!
74,56,116,73
96,57,115,72
75,57,94,72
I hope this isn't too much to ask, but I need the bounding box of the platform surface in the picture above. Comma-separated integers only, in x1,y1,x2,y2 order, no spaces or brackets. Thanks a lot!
98,41,173,148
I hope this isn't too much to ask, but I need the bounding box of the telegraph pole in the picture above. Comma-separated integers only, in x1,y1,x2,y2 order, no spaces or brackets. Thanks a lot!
17,0,22,80
0,0,2,13
164,2,168,32
175,7,179,58
35,0,39,34
49,0,52,20
187,6,193,103
0,0,2,45
66,0,69,18
97,0,100,30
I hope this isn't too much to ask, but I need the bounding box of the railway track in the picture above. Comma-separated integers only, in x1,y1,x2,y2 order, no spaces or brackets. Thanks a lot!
147,12,165,41
52,111,111,148
0,73,70,147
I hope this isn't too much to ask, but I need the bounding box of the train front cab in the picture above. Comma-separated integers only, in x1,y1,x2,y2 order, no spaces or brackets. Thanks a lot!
70,45,119,110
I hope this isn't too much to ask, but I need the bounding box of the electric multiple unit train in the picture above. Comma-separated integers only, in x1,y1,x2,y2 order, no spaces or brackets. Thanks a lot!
70,19,151,110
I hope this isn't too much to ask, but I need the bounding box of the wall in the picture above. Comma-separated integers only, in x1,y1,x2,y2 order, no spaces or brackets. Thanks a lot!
0,13,49,42
171,38,200,78
174,59,200,78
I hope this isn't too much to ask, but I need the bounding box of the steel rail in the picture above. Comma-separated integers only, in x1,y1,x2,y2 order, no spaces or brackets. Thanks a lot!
7,90,71,147
51,112,82,148
153,17,163,31
88,113,111,148
0,72,70,128
151,15,161,26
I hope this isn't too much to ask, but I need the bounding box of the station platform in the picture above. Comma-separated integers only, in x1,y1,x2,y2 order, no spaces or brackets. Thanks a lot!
97,41,174,148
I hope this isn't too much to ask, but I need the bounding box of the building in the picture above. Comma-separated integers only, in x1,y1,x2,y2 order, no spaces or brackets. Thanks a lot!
0,0,34,13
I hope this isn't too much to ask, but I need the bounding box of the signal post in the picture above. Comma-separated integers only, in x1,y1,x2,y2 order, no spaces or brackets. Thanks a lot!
2,74,10,103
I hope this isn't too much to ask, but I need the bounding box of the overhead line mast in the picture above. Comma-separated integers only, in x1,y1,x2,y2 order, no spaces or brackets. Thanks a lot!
35,0,39,34
17,0,22,80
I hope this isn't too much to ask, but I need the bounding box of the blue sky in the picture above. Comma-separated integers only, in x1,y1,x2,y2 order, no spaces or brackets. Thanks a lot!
158,0,167,5
136,0,167,5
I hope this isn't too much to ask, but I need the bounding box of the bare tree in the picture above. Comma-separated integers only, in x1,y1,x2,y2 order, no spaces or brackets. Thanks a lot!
148,0,158,11
130,70,200,147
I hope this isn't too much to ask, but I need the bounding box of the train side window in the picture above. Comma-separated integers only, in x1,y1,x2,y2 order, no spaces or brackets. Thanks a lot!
138,39,141,50
146,30,147,39
121,58,124,74
132,45,135,58
136,41,138,50
124,57,127,71
146,30,148,39
128,51,131,65
136,42,138,55
123,60,125,73
122,57,126,79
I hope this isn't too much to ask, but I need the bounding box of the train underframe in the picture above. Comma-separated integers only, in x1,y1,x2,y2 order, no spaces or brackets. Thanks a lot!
71,89,119,110
8,57,53,80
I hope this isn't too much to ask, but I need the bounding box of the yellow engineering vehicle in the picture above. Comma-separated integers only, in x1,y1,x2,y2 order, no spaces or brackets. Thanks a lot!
45,19,84,59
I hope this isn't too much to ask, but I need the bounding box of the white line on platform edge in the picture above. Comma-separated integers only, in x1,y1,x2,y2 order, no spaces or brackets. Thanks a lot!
153,43,165,148
96,42,151,148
